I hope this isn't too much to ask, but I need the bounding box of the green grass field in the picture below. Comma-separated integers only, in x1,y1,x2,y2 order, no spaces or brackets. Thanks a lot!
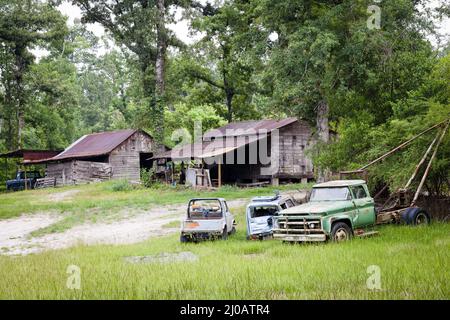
0,182,448,300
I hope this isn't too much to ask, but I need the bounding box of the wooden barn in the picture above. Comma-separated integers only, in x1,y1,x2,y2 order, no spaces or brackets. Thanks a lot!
32,129,163,185
154,118,315,186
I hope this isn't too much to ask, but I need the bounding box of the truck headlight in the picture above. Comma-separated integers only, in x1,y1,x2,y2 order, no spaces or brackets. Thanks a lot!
309,223,315,229
273,218,279,228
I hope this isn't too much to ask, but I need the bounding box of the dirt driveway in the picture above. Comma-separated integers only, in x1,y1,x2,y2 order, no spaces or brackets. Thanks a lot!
0,199,248,256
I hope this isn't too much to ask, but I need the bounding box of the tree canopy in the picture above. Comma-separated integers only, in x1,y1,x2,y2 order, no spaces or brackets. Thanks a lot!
0,0,448,193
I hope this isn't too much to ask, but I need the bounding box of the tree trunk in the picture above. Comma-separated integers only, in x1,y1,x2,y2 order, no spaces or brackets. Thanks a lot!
225,89,234,123
153,0,167,145
316,100,330,143
17,108,24,148
316,99,330,182
14,46,27,149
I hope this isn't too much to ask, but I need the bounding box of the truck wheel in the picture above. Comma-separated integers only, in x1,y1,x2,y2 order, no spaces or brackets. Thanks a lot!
229,226,236,235
331,222,353,242
403,207,430,225
221,227,228,240
180,235,189,243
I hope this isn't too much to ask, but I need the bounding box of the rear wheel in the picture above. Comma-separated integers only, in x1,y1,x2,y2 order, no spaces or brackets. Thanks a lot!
402,207,431,225
331,222,353,242
221,227,228,240
180,235,189,243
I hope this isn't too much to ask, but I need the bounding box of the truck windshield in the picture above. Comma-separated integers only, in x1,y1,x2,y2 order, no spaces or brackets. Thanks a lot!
188,199,223,219
250,205,279,218
310,187,350,201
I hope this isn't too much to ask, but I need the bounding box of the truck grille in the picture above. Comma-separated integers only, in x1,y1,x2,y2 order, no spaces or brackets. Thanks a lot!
273,216,322,234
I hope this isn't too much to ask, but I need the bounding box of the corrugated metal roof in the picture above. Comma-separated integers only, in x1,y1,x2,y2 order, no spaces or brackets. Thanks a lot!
154,118,300,160
51,129,137,161
0,149,62,160
203,118,298,139
25,129,141,164
162,135,263,160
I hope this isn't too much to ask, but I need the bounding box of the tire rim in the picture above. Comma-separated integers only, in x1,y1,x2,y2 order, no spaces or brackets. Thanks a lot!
334,228,349,241
415,213,428,225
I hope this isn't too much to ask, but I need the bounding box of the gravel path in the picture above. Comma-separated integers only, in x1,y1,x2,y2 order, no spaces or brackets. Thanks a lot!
0,199,248,256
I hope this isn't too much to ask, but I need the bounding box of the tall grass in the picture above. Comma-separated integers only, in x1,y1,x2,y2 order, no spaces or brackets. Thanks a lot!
0,220,448,299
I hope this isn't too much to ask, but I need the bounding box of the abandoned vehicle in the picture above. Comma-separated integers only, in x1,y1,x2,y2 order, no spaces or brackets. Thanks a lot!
180,198,236,242
246,193,297,240
29,129,165,186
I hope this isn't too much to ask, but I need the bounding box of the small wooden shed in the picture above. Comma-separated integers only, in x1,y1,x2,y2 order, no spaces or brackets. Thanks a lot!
32,129,162,185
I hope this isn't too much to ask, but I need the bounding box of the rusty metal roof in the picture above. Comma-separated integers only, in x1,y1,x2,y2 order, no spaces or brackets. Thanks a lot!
25,129,144,164
154,118,301,160
158,135,263,160
0,149,62,160
203,118,298,139
51,129,138,161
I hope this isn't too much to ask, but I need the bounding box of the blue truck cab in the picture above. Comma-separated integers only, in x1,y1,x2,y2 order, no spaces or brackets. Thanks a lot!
6,171,42,191
246,193,297,240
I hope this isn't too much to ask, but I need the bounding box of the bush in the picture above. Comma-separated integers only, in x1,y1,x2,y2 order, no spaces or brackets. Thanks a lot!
109,179,134,192
140,168,157,188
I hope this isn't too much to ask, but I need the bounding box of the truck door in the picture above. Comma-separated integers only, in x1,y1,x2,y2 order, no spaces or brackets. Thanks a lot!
350,185,375,227
222,201,233,230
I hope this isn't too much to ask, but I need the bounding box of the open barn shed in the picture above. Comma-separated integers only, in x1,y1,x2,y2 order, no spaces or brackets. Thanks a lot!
31,129,164,186
154,118,315,186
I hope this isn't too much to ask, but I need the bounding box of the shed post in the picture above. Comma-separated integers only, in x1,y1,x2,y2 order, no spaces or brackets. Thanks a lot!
24,165,27,190
218,161,222,188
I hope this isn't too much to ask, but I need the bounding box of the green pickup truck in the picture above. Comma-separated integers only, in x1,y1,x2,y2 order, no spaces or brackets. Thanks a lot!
273,180,429,242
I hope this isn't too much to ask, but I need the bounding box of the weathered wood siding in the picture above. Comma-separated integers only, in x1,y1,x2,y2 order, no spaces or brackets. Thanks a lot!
274,120,314,179
109,131,154,181
72,161,112,184
45,161,74,186
211,120,315,182
46,160,113,185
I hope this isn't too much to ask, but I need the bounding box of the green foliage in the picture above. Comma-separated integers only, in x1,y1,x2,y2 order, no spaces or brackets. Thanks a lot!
164,103,226,147
312,80,450,195
108,179,135,192
140,168,158,188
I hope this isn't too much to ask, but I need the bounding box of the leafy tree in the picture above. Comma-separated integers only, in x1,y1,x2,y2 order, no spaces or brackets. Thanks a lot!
164,102,226,147
183,0,267,122
72,0,189,143
312,54,450,195
0,0,67,148
255,0,435,139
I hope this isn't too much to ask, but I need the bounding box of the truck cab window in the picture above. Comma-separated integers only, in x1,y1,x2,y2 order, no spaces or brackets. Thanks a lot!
351,186,367,199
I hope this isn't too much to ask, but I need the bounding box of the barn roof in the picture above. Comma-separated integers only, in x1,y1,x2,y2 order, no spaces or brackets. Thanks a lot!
0,149,62,162
154,118,304,160
203,117,298,139
27,129,151,164
156,135,263,160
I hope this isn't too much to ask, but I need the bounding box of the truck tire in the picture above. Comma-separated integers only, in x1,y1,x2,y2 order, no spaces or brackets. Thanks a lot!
402,207,430,225
221,227,228,240
331,222,353,242
180,235,189,243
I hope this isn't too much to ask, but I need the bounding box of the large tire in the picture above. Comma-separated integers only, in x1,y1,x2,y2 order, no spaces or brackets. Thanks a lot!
180,235,189,243
402,207,431,225
221,227,228,240
331,222,353,242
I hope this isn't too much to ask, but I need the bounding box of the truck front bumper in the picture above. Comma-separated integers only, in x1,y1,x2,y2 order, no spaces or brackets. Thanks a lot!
273,233,327,242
